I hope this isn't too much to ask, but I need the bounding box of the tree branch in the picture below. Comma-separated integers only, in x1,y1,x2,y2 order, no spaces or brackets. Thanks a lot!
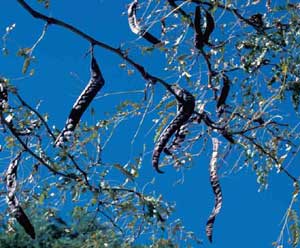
16,0,175,94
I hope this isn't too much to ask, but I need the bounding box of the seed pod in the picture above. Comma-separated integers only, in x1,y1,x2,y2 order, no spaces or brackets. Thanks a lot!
194,7,215,50
194,6,204,50
0,81,8,110
152,86,195,173
5,153,36,239
127,0,161,45
203,10,215,45
164,123,188,155
55,56,105,147
194,6,202,34
206,138,222,243
216,75,230,115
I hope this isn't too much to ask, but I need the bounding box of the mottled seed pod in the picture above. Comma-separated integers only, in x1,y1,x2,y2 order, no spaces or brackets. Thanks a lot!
164,123,189,156
0,81,8,110
206,138,222,243
5,153,36,239
194,6,202,34
128,0,161,45
194,6,204,50
203,10,215,45
194,6,215,50
216,75,230,115
152,86,195,173
55,56,105,147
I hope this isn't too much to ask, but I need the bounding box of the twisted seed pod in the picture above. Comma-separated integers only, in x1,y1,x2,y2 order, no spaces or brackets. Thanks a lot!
164,123,188,156
194,6,215,49
128,0,161,45
0,81,8,110
194,6,204,50
206,138,222,243
203,10,215,45
194,6,202,34
55,56,105,147
5,153,36,239
152,86,195,173
216,75,230,115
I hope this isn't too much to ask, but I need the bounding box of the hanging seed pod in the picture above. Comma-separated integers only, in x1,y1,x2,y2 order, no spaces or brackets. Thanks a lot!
164,123,189,156
203,10,215,45
55,56,105,147
194,6,215,50
152,86,195,173
0,80,8,111
206,138,222,243
216,74,230,115
5,153,36,239
194,6,204,50
127,0,161,45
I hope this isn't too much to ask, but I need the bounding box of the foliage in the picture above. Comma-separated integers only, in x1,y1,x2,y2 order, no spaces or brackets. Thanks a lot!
1,0,300,247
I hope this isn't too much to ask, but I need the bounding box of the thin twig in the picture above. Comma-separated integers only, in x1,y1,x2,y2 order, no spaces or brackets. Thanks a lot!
16,0,175,94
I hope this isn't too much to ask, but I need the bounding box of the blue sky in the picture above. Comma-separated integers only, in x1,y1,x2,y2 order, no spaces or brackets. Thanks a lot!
1,1,298,247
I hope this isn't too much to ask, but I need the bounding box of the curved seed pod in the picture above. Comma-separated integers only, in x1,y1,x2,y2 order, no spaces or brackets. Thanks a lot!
5,153,36,239
55,56,105,147
194,7,215,49
194,6,204,50
0,81,8,110
194,6,202,34
206,138,222,243
167,0,193,27
203,10,215,45
164,122,188,155
216,75,230,115
152,86,195,173
128,0,161,45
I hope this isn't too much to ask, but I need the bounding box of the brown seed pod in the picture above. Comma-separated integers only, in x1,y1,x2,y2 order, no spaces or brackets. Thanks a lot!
55,55,105,147
164,123,189,156
216,74,230,115
5,153,36,239
127,0,161,45
194,6,215,50
152,86,195,173
203,10,215,45
206,138,222,243
0,80,8,110
194,6,204,50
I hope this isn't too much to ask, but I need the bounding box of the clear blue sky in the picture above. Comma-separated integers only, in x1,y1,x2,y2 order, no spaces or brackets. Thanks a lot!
1,1,297,247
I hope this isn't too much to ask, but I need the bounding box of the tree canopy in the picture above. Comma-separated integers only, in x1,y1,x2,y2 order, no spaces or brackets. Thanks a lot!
1,0,300,247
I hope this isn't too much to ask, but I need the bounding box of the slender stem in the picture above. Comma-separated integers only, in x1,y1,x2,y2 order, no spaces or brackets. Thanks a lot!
1,114,71,178
242,134,298,182
16,0,174,92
